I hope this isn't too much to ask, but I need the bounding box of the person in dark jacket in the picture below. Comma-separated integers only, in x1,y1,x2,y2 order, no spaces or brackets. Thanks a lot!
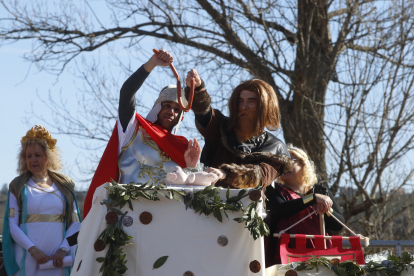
184,69,293,189
265,145,344,266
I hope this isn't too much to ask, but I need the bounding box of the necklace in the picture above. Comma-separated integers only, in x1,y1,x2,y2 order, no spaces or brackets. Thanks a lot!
31,175,49,183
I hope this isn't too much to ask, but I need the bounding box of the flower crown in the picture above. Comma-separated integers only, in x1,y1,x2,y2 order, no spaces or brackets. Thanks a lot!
21,125,57,151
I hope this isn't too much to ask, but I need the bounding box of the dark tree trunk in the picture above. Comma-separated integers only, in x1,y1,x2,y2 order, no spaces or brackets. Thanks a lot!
281,0,333,182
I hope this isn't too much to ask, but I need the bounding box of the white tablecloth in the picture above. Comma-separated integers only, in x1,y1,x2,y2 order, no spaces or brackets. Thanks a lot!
71,183,265,276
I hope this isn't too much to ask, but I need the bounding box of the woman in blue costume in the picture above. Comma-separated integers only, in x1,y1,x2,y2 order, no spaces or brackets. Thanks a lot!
3,125,81,276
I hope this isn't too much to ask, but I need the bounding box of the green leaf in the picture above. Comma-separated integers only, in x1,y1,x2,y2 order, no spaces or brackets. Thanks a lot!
96,257,106,263
213,208,223,222
238,189,247,197
153,256,169,270
223,210,229,220
337,267,348,276
128,201,133,211
226,186,230,199
173,194,181,202
226,196,240,202
214,194,220,203
234,217,244,223
111,208,123,215
207,189,216,197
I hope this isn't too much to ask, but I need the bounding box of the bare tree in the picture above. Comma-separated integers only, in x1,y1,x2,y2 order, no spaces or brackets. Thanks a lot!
2,0,414,237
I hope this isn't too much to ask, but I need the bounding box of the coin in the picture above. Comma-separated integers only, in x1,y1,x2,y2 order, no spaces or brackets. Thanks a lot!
122,216,133,227
249,190,262,201
94,239,105,252
217,235,228,247
285,270,298,276
330,258,340,266
249,260,261,273
139,211,153,225
105,211,118,224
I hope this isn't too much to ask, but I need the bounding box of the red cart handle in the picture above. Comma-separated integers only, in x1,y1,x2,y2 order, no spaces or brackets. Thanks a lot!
152,49,194,112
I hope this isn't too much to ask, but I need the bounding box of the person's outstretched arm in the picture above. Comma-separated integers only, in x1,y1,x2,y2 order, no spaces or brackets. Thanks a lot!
118,50,174,132
184,69,213,127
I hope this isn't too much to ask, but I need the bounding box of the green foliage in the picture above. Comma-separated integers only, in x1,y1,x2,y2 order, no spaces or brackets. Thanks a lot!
233,200,269,240
186,185,242,223
295,256,365,276
292,253,414,276
365,252,414,276
105,179,185,211
152,256,169,269
96,215,133,276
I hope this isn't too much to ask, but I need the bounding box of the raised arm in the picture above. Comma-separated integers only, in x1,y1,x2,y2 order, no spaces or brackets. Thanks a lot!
185,69,212,127
118,50,174,132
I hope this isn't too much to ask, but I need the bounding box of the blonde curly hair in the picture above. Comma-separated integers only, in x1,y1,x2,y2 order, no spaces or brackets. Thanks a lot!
276,144,317,188
17,126,63,174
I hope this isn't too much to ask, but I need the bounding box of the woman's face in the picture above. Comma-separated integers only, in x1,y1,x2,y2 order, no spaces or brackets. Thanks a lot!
25,144,49,175
279,152,304,184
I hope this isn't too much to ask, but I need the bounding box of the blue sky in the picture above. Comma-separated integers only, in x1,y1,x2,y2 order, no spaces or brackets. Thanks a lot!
0,41,86,188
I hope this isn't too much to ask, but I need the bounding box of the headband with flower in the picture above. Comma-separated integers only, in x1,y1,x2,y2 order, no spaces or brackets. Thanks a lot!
21,125,57,151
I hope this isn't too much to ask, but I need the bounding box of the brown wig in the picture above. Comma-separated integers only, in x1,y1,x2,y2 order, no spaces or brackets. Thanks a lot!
227,79,281,134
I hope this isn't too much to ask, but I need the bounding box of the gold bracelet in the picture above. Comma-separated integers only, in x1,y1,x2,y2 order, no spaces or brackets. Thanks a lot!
29,246,37,255
302,194,314,204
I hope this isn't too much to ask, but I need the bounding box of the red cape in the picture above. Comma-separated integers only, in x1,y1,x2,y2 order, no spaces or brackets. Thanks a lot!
83,113,188,218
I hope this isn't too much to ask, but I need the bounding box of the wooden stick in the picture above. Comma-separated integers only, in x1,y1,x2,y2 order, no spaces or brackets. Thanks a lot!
320,213,326,249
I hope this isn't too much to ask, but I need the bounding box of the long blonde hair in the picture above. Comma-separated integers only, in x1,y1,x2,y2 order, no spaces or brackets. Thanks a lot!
17,126,62,174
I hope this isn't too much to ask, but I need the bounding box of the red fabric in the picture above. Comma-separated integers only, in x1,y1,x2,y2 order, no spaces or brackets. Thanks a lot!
83,123,119,219
135,113,188,168
279,233,365,264
273,185,332,263
83,113,188,218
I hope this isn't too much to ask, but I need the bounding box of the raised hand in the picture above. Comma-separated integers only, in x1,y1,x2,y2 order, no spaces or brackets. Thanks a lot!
144,49,174,72
185,69,202,88
184,138,201,168
154,49,174,67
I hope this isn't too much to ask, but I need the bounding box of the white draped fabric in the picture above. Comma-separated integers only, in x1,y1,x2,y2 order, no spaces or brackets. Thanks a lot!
71,183,266,276
9,179,80,276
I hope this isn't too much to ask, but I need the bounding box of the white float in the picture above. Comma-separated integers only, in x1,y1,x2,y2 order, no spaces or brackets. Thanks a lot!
71,183,266,276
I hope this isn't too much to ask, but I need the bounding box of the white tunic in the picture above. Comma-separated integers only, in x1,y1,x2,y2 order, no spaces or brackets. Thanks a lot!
9,179,80,276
